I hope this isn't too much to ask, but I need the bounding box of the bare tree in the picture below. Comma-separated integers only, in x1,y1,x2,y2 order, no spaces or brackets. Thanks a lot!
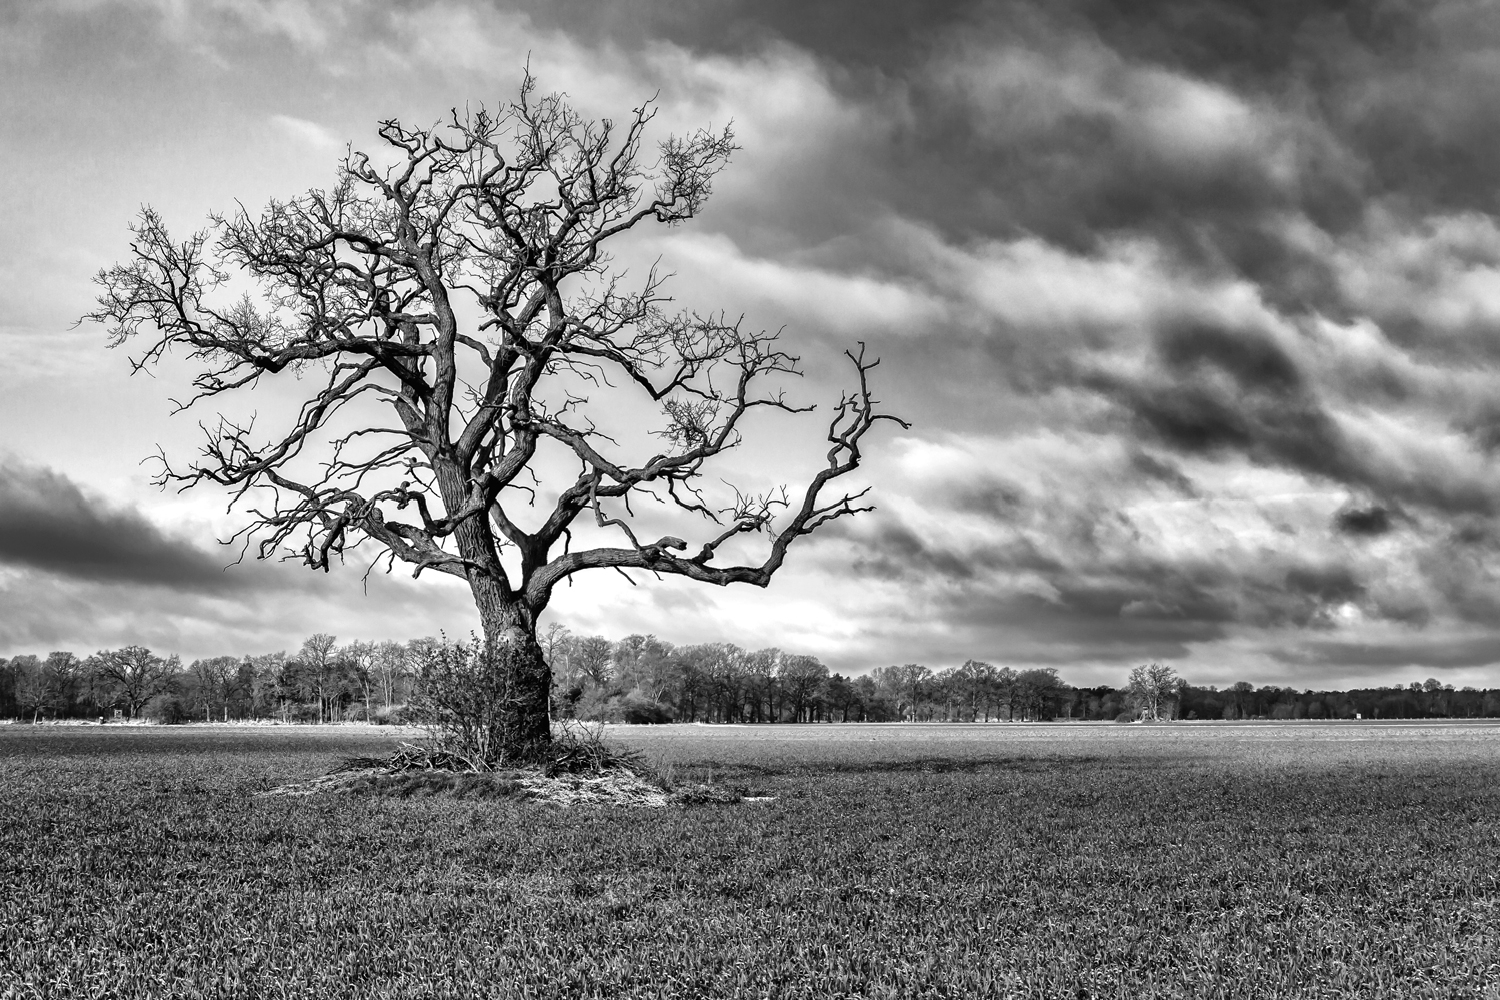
13,656,46,723
246,652,286,720
777,654,828,723
878,663,932,722
372,640,411,711
188,656,238,722
991,666,1018,721
1014,667,1063,721
91,646,179,720
629,635,677,703
705,643,749,722
539,623,572,677
341,641,378,721
744,648,780,723
572,636,615,688
1127,662,1179,721
297,634,339,723
87,73,902,761
43,652,82,719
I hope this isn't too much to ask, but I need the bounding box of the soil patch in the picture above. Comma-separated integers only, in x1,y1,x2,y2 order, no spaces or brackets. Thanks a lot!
259,765,672,807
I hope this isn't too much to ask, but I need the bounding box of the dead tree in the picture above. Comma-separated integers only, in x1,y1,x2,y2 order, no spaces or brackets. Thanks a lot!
88,74,905,760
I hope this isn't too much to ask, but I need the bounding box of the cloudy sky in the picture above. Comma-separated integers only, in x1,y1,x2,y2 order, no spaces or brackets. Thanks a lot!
5,0,1500,689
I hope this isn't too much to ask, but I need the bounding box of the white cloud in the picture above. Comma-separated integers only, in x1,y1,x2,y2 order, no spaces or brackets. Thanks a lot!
938,36,1304,186
268,113,344,152
90,0,349,52
639,230,938,336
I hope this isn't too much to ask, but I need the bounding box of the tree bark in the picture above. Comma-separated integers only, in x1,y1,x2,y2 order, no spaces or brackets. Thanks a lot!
433,454,554,757
462,563,552,756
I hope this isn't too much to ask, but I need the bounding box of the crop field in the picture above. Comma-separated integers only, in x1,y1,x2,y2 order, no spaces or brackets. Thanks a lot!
3,722,1500,999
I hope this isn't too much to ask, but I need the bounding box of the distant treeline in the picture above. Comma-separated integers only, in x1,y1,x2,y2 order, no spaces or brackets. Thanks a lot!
2,630,1498,723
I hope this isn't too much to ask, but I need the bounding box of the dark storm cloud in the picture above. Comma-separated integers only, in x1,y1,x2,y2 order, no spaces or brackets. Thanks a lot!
1079,315,1500,520
1158,322,1304,393
1086,319,1356,476
832,503,1417,666
0,458,241,590
846,519,1059,584
603,0,1500,320
1334,504,1394,537
1274,634,1500,671
501,0,980,74
1128,451,1199,496
892,550,1396,667
947,480,1027,520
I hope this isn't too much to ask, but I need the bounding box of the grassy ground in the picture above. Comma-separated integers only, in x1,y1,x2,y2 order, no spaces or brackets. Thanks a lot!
2,721,1499,999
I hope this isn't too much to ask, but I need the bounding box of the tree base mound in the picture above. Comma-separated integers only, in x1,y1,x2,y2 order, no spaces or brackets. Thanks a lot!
258,765,672,807
257,765,770,808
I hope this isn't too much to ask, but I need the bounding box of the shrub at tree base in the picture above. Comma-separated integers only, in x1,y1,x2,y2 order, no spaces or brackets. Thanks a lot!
401,638,653,781
409,638,556,769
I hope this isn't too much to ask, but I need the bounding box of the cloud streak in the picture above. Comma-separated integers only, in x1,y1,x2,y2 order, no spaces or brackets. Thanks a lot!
0,458,240,591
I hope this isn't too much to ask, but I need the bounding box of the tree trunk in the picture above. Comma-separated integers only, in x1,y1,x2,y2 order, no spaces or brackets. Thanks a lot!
468,572,552,757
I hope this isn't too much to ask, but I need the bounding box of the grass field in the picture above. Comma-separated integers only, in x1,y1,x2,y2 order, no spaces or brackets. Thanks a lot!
3,721,1499,999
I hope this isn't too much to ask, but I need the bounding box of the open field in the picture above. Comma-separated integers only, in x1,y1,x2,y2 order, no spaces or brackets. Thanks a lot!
3,723,1499,999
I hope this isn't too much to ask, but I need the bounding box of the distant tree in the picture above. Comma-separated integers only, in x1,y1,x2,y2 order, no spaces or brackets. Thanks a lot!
297,634,340,723
573,636,615,688
612,634,649,681
869,665,904,718
1014,667,1064,721
634,637,678,704
822,672,857,722
80,661,119,718
1227,680,1255,720
13,655,46,723
932,667,960,721
703,644,748,722
898,664,933,721
241,652,285,720
673,648,707,721
42,652,83,719
539,624,572,682
955,659,989,722
269,654,302,722
232,657,257,719
188,656,238,722
341,641,378,721
1127,662,1179,721
372,641,411,711
847,674,879,721
778,654,828,723
742,648,779,722
91,646,179,719
987,665,1018,721
0,657,14,719
612,634,677,703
